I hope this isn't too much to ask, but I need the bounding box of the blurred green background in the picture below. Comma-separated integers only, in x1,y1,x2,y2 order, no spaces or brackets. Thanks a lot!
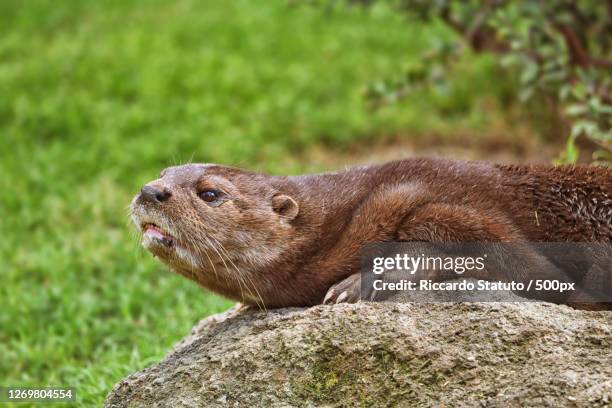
0,0,558,405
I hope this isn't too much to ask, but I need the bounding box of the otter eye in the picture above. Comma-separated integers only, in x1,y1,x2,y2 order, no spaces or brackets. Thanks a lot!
198,189,221,203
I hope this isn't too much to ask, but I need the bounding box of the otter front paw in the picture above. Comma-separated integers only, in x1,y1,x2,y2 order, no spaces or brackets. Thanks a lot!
323,273,362,304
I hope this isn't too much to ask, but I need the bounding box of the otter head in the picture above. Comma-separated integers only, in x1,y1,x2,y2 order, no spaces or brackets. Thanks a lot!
130,164,299,301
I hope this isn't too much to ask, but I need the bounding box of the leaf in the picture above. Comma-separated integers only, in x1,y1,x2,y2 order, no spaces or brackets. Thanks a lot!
520,62,538,85
564,134,579,164
558,84,571,100
518,86,534,102
499,54,518,68
564,104,587,117
571,83,587,100
571,121,597,138
596,105,612,115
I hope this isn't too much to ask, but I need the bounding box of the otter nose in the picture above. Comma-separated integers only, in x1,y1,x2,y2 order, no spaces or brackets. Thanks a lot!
140,185,172,204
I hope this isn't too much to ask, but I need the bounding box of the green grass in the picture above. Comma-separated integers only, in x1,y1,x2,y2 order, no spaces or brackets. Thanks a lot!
0,0,508,405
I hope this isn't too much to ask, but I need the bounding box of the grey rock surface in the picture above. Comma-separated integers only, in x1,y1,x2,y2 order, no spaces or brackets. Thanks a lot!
104,302,611,408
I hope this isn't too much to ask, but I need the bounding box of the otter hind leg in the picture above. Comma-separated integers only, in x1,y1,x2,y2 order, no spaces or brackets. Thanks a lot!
324,204,571,305
323,203,517,304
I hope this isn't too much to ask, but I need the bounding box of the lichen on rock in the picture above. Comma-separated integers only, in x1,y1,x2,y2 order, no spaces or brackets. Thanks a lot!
104,302,611,408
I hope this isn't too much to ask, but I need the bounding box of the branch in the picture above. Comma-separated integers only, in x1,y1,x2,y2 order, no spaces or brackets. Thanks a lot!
591,58,612,69
553,22,612,70
439,3,509,53
553,23,591,68
439,5,468,37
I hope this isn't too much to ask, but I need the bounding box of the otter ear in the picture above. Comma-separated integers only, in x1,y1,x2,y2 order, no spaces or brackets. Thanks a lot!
271,194,299,220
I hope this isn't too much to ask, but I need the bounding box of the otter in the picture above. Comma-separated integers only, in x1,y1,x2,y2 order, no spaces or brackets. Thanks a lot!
130,158,612,309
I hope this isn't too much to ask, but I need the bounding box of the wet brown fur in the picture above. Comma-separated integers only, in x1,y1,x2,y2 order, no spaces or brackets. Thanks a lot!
130,158,611,309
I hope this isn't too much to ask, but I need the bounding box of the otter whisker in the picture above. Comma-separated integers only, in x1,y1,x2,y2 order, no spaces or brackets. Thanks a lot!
213,239,264,310
207,237,248,304
175,229,198,282
187,152,196,165
213,237,266,311
125,212,149,259
185,230,219,283
209,238,250,292
201,236,220,281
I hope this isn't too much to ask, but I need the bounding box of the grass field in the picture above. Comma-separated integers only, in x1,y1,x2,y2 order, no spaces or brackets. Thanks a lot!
0,0,517,405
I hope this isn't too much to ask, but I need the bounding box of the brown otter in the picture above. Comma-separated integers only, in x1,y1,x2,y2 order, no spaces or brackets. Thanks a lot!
130,158,611,309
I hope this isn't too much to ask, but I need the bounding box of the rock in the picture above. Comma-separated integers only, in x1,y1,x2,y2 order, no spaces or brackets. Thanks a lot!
104,302,611,408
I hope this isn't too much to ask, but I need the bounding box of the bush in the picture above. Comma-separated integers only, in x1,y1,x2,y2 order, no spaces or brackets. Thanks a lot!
346,0,612,164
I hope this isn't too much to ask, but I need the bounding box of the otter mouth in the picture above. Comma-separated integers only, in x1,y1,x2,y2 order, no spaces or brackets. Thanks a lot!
142,223,174,247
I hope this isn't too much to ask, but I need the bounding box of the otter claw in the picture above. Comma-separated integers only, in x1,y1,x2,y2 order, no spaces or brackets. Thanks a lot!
335,291,348,304
323,289,336,305
323,273,362,305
